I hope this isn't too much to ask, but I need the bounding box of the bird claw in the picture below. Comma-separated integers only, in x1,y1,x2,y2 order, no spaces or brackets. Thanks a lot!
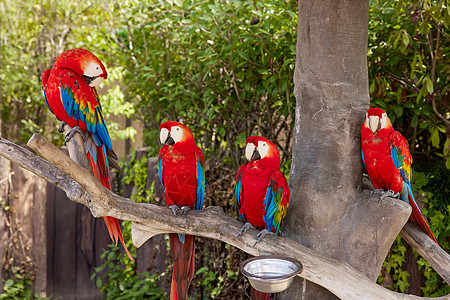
58,121,67,133
169,205,191,217
237,222,255,238
369,189,385,196
64,126,86,143
380,190,400,200
180,206,191,217
169,205,180,216
254,229,275,246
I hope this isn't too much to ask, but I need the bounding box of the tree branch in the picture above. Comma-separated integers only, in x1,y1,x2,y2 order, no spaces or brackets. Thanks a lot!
0,135,448,299
400,221,450,285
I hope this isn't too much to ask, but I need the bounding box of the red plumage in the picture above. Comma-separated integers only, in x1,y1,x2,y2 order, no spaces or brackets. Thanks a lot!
235,136,289,232
42,48,133,260
234,136,290,300
361,107,438,244
158,121,205,300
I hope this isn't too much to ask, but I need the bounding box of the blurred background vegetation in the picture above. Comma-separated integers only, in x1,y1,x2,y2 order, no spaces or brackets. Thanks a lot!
0,0,448,298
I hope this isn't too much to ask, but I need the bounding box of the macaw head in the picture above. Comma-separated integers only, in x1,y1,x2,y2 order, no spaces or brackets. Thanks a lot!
245,136,281,167
364,107,393,134
160,121,195,146
53,48,107,87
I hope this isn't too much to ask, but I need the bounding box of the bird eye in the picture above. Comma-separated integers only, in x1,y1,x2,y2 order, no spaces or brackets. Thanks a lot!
96,66,99,69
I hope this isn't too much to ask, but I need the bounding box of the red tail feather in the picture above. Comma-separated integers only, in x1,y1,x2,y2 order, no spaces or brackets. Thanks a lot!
87,142,134,261
408,194,438,244
169,233,195,300
251,288,269,300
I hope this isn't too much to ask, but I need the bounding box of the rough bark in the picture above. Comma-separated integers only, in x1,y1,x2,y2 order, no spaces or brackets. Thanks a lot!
283,0,418,299
0,156,9,288
0,136,448,299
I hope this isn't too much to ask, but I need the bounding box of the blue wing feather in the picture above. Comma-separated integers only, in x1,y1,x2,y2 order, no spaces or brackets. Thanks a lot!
59,84,113,151
263,172,289,235
391,148,400,169
233,174,246,223
263,186,282,234
158,158,165,190
195,160,205,210
361,150,365,168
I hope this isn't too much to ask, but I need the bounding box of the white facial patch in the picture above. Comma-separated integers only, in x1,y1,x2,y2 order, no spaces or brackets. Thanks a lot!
245,143,256,161
380,113,388,129
160,128,170,144
84,61,103,77
170,126,184,143
257,141,269,159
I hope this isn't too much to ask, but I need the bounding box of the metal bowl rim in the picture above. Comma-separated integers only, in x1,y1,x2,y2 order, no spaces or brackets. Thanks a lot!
240,255,303,280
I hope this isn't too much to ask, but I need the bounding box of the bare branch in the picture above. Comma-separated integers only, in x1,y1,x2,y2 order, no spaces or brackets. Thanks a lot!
400,221,450,285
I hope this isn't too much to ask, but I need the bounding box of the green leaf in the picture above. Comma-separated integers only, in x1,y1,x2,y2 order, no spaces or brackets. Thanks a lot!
196,266,209,275
410,54,417,79
411,114,418,127
96,278,102,288
445,6,450,28
401,31,409,47
444,138,450,155
425,76,434,94
394,106,403,117
431,128,440,147
369,80,376,93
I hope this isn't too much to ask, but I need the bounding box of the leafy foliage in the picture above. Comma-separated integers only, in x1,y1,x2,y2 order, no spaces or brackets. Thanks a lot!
104,0,297,166
91,244,166,299
0,0,136,144
0,268,48,300
368,0,450,168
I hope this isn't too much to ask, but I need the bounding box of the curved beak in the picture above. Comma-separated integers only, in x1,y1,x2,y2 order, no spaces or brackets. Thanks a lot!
251,148,261,161
164,132,175,145
368,116,381,134
84,75,103,87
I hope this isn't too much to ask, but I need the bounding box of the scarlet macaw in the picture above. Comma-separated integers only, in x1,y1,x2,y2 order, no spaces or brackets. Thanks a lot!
42,48,134,260
233,136,290,300
158,121,205,300
361,107,438,244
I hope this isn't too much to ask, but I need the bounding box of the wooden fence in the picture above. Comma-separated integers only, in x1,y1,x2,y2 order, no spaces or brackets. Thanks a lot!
0,150,170,299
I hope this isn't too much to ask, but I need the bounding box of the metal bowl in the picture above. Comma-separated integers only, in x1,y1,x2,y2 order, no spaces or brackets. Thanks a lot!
240,255,303,293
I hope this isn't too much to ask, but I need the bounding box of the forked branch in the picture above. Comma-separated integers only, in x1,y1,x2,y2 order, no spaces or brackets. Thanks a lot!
0,135,448,299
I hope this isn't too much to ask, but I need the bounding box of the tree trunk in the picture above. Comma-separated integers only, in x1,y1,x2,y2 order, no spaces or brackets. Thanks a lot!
283,0,411,298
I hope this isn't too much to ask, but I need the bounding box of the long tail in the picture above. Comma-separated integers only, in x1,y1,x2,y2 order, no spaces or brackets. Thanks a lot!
85,135,134,260
169,233,195,300
251,287,269,300
407,186,438,244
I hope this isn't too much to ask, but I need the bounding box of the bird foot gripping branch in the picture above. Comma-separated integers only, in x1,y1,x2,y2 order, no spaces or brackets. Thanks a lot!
64,125,86,144
237,222,256,238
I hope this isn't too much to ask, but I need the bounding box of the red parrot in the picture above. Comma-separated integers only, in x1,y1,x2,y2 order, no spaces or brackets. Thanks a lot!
361,107,438,244
233,136,290,300
42,48,134,260
158,121,205,300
